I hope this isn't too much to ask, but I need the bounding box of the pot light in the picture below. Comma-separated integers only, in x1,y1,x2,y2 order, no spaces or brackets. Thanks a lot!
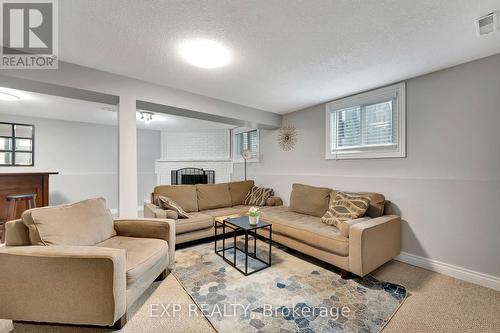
0,92,20,101
179,39,231,69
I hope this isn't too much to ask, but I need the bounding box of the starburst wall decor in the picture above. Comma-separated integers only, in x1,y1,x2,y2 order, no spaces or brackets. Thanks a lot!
277,125,298,151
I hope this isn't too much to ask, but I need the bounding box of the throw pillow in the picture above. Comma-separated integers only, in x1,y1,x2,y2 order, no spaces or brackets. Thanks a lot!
321,192,370,228
244,186,273,206
156,195,189,218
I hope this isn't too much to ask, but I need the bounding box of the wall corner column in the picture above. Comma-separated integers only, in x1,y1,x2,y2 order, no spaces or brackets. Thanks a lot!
118,95,138,217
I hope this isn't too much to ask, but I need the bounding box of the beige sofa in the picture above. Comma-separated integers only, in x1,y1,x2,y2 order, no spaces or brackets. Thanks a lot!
144,180,282,244
258,184,401,277
0,198,175,329
146,181,400,278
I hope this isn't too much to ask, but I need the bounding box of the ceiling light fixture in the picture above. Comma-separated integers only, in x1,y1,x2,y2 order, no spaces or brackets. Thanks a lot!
0,92,20,101
179,39,231,69
139,111,154,124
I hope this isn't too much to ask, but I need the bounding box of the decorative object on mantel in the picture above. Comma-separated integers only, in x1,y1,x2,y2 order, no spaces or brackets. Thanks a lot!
241,149,253,180
248,206,260,225
278,124,298,151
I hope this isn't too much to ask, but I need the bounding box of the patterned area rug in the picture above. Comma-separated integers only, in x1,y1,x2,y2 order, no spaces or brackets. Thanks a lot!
173,241,406,333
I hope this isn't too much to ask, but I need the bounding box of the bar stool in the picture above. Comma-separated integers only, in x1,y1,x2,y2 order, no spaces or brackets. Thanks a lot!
0,193,37,243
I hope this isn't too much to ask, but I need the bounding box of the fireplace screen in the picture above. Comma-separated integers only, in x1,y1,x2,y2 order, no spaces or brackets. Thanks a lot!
171,168,215,185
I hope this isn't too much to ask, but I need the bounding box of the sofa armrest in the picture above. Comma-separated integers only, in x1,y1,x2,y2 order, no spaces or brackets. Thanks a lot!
114,218,176,269
0,245,126,326
266,196,283,206
348,215,401,276
144,203,179,219
337,216,371,238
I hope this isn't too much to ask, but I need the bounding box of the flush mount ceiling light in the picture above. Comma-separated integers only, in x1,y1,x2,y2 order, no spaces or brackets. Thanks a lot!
0,92,20,101
179,39,231,69
138,111,154,124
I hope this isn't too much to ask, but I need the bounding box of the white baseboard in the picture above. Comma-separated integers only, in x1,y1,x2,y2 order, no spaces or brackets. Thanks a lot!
395,251,500,291
110,206,143,215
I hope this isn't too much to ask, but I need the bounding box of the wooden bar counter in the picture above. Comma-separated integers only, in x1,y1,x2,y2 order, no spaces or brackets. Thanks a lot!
0,172,58,219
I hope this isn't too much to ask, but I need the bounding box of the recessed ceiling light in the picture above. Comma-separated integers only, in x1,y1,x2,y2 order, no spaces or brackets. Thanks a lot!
179,39,231,69
0,92,20,101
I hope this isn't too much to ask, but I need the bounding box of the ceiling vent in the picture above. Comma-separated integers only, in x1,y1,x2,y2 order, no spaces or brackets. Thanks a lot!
476,12,498,36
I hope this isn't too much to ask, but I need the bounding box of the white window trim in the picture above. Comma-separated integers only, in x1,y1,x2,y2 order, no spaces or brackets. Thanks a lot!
232,127,260,163
325,82,406,160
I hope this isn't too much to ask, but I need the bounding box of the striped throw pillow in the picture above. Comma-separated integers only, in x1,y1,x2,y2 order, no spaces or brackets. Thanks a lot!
321,191,370,228
244,186,273,206
156,195,189,218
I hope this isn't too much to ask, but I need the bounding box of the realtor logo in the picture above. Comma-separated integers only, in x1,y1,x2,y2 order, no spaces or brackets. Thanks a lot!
1,0,58,69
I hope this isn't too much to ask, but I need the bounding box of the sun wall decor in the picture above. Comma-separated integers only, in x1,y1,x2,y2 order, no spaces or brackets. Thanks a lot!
277,125,298,151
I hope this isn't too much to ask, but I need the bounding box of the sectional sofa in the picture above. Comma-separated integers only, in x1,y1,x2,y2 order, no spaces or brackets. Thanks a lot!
145,181,401,277
144,180,282,244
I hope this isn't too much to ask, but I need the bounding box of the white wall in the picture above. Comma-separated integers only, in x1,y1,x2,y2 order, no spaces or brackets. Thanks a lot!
161,129,230,161
249,54,500,279
0,114,160,211
156,129,232,185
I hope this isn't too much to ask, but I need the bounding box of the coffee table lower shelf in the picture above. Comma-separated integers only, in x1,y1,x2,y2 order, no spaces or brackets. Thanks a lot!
214,217,272,276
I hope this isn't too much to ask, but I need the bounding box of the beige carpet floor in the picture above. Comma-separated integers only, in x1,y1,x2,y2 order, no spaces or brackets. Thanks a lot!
372,261,500,333
1,260,499,333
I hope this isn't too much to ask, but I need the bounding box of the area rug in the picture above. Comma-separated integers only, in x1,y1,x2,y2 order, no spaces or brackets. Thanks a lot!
173,241,406,333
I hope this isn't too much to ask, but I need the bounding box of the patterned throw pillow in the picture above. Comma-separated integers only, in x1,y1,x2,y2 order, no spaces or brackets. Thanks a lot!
321,192,370,228
244,186,274,206
156,195,189,218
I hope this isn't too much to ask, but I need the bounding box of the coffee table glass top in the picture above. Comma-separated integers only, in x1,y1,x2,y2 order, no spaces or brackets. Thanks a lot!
224,216,271,230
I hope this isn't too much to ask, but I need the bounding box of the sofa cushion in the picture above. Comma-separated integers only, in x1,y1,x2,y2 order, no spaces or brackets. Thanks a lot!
200,207,247,218
261,206,349,256
156,196,189,218
321,192,370,230
244,186,273,206
289,183,331,217
232,205,274,213
175,213,213,234
153,185,198,212
96,236,168,286
228,180,255,206
196,183,232,210
22,198,115,246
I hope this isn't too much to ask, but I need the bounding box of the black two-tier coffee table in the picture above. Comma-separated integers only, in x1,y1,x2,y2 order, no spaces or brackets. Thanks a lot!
214,216,272,276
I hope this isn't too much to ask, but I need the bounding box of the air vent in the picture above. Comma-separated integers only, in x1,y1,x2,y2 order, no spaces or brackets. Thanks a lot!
476,12,498,36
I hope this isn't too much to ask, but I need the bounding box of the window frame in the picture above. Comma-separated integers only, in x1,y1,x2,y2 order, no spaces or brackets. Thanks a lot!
325,82,406,160
232,127,260,163
0,122,35,166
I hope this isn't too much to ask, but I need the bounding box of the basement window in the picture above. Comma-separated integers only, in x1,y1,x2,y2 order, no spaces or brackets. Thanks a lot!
325,82,406,159
233,128,259,162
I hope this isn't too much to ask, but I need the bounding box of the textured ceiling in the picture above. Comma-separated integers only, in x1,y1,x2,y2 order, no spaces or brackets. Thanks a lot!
59,0,500,114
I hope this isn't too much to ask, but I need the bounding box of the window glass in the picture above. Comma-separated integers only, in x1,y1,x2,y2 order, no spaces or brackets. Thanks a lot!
14,125,33,138
14,152,32,165
0,137,12,150
0,123,12,136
